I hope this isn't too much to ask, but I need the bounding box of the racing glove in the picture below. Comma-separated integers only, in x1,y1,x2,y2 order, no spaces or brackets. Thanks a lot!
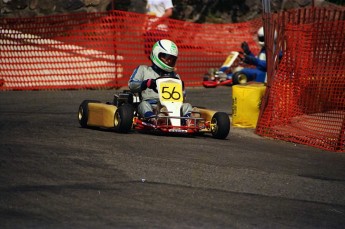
243,55,258,66
241,42,251,55
141,78,157,92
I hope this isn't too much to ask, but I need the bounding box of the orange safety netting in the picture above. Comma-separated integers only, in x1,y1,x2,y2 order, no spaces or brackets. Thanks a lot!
2,7,344,152
256,7,345,152
0,10,262,90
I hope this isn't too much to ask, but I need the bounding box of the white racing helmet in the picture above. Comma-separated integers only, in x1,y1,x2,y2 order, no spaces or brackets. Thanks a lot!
150,39,178,73
258,26,265,46
258,26,278,47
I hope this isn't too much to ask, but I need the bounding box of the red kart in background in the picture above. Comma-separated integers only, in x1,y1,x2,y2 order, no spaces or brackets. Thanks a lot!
202,51,250,88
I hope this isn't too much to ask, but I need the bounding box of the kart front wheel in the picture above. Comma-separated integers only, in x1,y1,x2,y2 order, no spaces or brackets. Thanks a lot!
211,112,230,139
78,100,101,128
232,72,248,85
114,104,134,133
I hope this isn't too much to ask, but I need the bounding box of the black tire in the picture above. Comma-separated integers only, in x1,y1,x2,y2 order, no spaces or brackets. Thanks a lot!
232,72,248,85
114,104,134,133
203,74,210,81
211,112,230,139
78,100,101,128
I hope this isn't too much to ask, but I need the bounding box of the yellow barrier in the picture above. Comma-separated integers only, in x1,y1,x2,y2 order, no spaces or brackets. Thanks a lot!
232,83,266,128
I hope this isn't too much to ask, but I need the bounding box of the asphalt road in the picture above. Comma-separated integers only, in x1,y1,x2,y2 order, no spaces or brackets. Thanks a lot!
1,87,345,229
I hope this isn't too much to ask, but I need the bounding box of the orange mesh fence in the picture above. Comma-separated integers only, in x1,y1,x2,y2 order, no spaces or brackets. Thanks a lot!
0,10,262,90
256,7,345,152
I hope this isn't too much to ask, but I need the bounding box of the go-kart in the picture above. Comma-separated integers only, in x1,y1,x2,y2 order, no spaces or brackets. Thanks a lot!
202,51,249,88
78,76,230,139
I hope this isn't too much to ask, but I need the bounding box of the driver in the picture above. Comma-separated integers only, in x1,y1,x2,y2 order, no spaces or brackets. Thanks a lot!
237,26,267,83
128,39,192,123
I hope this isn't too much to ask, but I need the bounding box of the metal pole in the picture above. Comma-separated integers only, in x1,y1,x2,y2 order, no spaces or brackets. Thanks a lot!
262,0,271,14
257,0,272,127
261,0,271,84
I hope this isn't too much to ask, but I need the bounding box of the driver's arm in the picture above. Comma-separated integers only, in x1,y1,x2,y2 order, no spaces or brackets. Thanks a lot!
256,59,267,71
128,66,145,93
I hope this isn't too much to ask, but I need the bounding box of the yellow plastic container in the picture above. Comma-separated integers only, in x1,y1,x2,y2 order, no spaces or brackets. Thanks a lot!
232,83,266,128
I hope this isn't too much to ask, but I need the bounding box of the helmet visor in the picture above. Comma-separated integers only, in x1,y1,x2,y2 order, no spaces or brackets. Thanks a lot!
158,53,177,68
258,36,265,42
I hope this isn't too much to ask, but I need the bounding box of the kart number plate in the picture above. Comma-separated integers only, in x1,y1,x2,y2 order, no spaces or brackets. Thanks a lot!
159,82,183,102
223,53,236,66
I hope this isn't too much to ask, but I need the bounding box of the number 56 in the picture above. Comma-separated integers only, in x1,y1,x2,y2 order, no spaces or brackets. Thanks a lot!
161,86,181,100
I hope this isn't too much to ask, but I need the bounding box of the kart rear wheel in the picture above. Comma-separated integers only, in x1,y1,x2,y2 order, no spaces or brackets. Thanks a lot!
114,104,134,133
232,72,248,85
78,100,101,128
203,74,210,81
211,112,230,139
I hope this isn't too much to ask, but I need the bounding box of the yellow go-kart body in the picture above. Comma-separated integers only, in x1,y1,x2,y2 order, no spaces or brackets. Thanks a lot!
78,77,230,139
